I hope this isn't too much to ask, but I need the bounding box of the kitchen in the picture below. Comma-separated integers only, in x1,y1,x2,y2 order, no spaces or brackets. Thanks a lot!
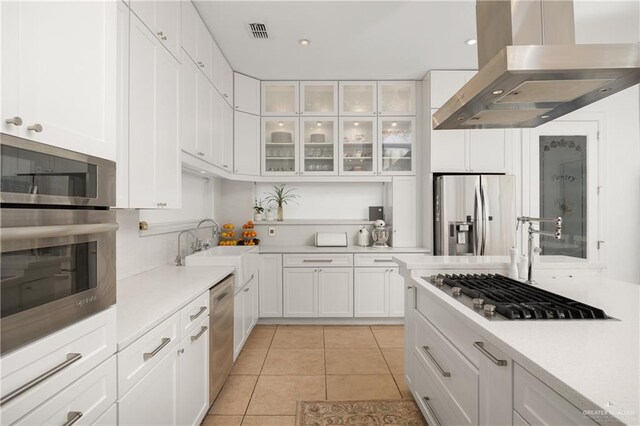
0,1,639,426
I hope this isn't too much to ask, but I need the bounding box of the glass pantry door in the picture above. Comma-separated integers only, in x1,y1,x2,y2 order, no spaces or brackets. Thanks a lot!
261,81,299,116
300,82,337,116
339,81,377,116
300,118,338,175
262,118,299,175
339,118,377,175
378,118,415,175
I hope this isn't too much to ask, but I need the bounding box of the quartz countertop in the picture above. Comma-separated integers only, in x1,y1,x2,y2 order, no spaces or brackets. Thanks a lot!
258,245,430,254
117,265,234,350
392,254,605,270
396,256,638,425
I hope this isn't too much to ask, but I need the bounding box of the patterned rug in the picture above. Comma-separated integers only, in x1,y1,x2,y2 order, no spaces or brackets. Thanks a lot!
296,400,427,425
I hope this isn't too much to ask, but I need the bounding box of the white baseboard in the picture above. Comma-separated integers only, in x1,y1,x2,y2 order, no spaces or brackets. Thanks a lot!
257,317,404,326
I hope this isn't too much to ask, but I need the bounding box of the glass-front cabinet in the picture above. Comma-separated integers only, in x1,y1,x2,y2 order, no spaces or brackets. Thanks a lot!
339,118,377,175
300,82,337,116
378,81,416,116
262,118,299,175
339,81,377,116
262,81,299,116
378,118,415,175
300,118,338,175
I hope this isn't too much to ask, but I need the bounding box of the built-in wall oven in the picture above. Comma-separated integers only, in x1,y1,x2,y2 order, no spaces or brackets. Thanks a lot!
0,135,117,354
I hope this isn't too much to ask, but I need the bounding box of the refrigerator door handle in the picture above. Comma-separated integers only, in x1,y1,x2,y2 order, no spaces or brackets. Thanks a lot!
480,184,488,255
474,184,482,255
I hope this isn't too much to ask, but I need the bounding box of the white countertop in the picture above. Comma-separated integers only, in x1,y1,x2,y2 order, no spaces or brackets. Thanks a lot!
258,245,430,254
116,265,234,350
393,254,605,270
396,257,639,425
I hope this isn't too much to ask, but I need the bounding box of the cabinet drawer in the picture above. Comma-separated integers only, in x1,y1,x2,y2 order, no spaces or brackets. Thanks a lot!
0,308,116,425
180,292,209,340
412,354,471,426
17,357,116,426
354,254,399,267
118,312,180,398
514,363,597,425
413,311,478,426
415,286,480,368
283,254,353,267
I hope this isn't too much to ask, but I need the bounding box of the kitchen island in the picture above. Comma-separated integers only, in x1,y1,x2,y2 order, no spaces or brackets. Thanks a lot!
394,254,638,425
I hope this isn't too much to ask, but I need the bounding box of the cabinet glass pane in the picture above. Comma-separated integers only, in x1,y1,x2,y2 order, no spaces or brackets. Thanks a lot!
264,120,296,173
342,84,374,114
380,119,412,172
264,84,296,114
539,135,587,259
303,85,334,114
303,120,335,172
342,120,374,173
380,84,414,114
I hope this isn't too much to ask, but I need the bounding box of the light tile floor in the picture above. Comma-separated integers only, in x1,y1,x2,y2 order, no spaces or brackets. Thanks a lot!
203,324,411,426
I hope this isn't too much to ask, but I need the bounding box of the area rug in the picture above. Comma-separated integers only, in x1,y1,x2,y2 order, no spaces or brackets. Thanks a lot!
296,400,427,425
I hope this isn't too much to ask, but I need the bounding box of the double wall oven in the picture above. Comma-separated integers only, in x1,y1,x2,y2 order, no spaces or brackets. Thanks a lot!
0,135,117,354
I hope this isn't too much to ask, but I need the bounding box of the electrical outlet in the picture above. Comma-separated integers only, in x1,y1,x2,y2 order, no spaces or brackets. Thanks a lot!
268,227,276,237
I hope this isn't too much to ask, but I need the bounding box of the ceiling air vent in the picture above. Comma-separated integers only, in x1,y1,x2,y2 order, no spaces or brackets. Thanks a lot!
248,23,268,39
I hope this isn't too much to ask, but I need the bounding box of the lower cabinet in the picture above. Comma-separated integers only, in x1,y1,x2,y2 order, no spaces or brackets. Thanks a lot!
283,267,354,318
259,254,283,317
283,268,317,317
233,275,258,360
354,267,404,317
178,318,210,426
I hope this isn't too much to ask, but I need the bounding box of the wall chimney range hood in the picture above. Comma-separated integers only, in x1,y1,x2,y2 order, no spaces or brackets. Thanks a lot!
433,0,640,130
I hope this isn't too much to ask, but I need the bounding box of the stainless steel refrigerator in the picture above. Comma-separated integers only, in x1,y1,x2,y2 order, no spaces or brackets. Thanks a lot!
434,175,516,256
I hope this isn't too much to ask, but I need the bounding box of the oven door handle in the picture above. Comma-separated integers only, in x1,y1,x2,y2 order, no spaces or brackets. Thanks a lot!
0,223,119,242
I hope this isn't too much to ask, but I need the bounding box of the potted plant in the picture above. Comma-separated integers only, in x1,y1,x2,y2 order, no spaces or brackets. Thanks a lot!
264,184,300,221
265,205,276,221
253,199,265,221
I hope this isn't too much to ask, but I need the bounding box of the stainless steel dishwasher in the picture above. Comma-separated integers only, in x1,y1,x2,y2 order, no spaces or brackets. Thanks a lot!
209,275,234,405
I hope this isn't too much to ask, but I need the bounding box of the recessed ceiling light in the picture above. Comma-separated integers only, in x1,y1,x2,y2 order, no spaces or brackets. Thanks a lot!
299,39,310,46
391,122,397,127
465,38,477,46
316,121,322,127
278,121,284,127
200,170,206,174
354,122,359,126
492,89,504,95
540,115,550,119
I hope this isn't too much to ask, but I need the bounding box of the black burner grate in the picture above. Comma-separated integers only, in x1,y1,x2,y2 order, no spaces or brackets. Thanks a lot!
437,274,608,320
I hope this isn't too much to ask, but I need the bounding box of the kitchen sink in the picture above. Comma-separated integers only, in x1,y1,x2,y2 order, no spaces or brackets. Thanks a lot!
185,246,259,292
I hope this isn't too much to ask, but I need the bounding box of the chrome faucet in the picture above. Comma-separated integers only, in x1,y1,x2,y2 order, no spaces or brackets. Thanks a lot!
175,230,196,266
194,218,220,252
516,216,562,284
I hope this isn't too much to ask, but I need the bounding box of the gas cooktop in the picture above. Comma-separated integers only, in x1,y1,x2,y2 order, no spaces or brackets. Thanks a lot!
424,273,610,321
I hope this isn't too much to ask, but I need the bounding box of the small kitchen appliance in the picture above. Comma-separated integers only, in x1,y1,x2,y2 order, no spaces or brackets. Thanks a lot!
371,220,390,248
315,232,348,247
357,227,371,247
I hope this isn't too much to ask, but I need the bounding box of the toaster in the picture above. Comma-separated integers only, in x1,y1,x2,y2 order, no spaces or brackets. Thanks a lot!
314,232,348,247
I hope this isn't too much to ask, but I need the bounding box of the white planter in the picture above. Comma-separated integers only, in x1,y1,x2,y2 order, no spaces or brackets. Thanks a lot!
254,213,263,221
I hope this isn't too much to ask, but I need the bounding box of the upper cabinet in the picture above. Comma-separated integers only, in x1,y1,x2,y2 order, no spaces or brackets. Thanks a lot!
300,118,338,176
339,81,377,116
234,73,260,115
222,61,234,107
300,81,338,116
378,81,416,116
339,117,377,176
262,117,299,175
378,117,415,175
130,0,181,60
234,112,260,176
262,81,299,116
181,1,213,82
1,0,117,160
212,41,224,94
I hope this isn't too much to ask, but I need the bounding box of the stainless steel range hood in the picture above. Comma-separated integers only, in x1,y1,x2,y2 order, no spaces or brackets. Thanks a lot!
433,0,640,130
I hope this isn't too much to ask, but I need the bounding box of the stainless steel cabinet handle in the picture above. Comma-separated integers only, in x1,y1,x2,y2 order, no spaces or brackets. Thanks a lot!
473,342,507,366
62,411,83,426
178,348,184,354
191,326,208,342
373,258,393,262
198,151,205,156
422,397,442,426
5,116,22,126
244,287,250,292
197,61,204,68
215,291,229,302
1,223,118,242
190,306,207,321
407,285,413,289
0,353,82,406
303,259,332,263
422,346,451,377
144,337,171,361
27,123,43,132
157,31,164,36
223,165,229,168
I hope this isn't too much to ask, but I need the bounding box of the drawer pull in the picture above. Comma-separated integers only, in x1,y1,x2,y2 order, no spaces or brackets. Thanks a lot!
422,346,451,377
422,397,442,426
473,341,507,366
303,259,333,263
63,411,83,426
191,325,208,342
144,337,171,361
0,353,82,406
190,306,207,321
373,258,393,262
215,291,230,302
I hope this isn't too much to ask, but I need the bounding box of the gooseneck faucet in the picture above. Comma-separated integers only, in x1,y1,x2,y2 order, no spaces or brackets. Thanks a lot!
175,230,196,266
194,218,220,252
516,216,562,285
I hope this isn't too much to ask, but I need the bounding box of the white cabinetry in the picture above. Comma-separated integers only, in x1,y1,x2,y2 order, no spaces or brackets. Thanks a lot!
378,81,416,116
354,267,404,317
300,117,339,176
222,61,234,107
259,254,283,317
283,268,317,317
478,341,513,426
339,81,377,116
263,117,299,175
178,318,210,426
181,52,215,163
262,81,299,116
211,41,225,94
385,176,417,247
129,14,181,209
233,275,258,360
212,93,234,172
339,117,378,175
234,112,261,176
129,0,180,60
234,73,260,115
181,1,213,82
378,117,415,175
1,0,117,160
317,268,354,317
300,81,338,116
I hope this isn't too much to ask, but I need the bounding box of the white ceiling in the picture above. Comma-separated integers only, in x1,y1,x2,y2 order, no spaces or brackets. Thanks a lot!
194,1,479,80
194,0,640,81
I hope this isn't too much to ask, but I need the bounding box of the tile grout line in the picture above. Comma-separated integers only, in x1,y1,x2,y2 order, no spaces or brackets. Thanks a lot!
371,325,404,398
323,325,328,401
240,325,277,423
